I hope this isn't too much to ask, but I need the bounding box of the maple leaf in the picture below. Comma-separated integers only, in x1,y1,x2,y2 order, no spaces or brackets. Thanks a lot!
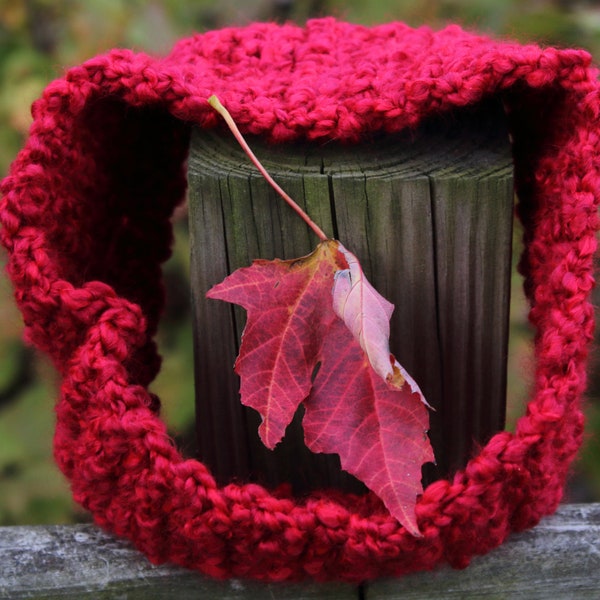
207,241,344,447
305,314,433,536
207,240,434,536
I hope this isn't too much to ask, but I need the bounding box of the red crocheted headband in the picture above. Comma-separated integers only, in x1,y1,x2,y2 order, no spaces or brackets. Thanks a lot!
1,18,599,582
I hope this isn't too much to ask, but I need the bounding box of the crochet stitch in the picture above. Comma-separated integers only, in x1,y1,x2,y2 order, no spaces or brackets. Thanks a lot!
1,18,599,582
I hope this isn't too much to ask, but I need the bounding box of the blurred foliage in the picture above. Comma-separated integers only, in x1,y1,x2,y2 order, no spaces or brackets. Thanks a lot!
1,0,600,524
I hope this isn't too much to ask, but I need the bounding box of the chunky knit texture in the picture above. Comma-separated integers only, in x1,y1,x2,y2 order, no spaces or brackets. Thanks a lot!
1,18,599,582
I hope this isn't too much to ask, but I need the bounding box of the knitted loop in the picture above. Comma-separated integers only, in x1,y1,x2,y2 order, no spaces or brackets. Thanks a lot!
1,18,599,582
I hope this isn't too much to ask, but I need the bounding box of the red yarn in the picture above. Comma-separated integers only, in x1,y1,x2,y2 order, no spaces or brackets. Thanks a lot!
1,18,599,582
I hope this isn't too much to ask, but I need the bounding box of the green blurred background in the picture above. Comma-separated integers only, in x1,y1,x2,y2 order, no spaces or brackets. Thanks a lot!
1,0,600,525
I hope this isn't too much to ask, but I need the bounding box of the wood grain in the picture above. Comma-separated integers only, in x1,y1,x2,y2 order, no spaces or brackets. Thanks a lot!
188,98,514,487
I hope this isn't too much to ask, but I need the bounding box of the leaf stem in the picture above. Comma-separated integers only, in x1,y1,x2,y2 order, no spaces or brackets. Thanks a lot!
208,95,329,242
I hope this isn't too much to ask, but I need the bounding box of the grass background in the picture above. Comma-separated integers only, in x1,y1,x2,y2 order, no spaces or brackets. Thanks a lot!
1,0,599,524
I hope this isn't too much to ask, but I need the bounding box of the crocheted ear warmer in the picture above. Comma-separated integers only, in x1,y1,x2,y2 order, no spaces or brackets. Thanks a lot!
0,18,599,582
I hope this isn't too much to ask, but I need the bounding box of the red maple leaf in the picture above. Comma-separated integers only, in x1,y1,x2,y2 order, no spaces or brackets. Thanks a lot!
207,240,434,536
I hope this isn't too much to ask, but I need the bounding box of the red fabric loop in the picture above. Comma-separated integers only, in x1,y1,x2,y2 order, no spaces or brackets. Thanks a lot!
1,18,599,582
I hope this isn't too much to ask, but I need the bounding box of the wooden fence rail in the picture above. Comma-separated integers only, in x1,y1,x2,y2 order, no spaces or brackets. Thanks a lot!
1,503,599,599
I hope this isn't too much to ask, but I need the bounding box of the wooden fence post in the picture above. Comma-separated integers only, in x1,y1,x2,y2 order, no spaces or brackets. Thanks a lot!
188,98,514,491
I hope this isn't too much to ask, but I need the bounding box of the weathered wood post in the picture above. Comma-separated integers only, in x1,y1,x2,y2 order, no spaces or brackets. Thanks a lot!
188,98,514,490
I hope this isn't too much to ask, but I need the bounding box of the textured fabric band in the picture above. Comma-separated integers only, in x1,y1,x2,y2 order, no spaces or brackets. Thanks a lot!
1,18,599,582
